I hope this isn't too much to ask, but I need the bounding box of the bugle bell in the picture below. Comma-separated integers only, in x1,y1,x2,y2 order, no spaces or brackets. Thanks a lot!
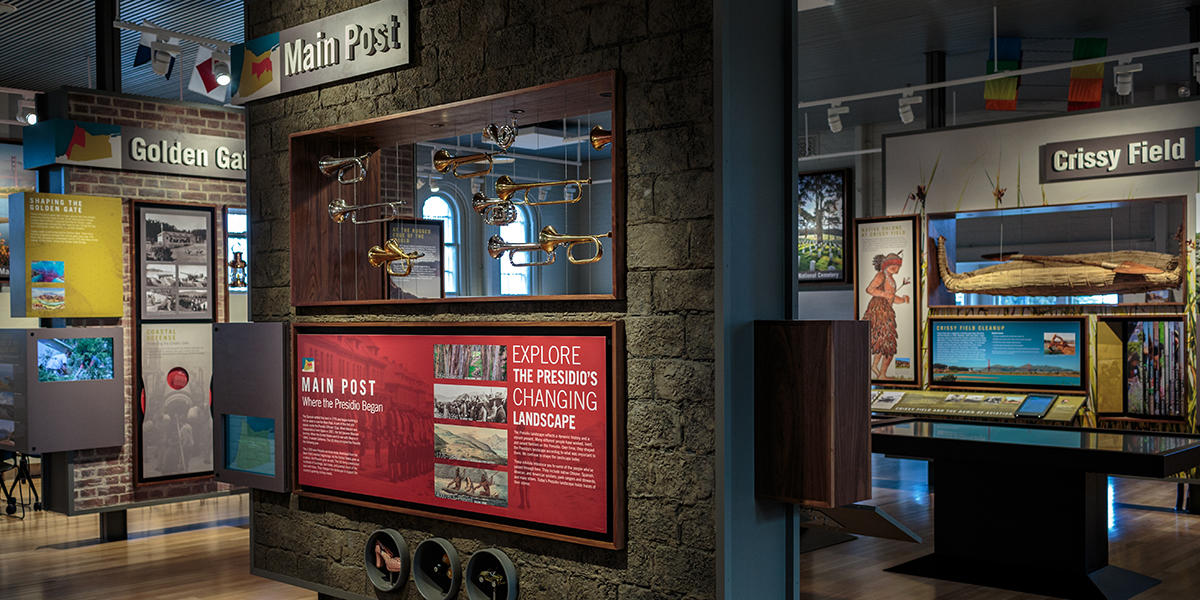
487,225,612,267
368,238,426,277
472,192,518,226
328,198,405,225
482,121,518,150
318,152,373,184
495,175,591,205
432,149,501,179
589,125,613,150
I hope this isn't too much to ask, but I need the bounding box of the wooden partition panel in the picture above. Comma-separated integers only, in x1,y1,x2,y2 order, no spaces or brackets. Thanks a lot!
755,320,871,508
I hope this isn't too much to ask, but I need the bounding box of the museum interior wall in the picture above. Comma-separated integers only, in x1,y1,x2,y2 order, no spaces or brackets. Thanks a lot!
245,1,718,598
37,89,247,511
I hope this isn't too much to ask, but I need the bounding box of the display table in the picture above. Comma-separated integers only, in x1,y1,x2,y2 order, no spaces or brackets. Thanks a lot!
873,421,1200,600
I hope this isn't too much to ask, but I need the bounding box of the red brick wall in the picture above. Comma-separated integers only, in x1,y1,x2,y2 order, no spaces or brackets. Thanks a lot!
59,90,246,511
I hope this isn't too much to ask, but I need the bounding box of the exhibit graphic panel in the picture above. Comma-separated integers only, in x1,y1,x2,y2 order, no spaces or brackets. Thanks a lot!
294,323,623,547
8,192,124,318
854,216,919,384
928,317,1087,392
139,323,214,481
797,169,850,283
138,205,215,321
212,322,291,492
385,219,443,299
5,327,125,454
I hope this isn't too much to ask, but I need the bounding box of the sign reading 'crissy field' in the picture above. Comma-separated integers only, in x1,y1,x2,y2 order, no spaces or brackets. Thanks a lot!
231,0,410,104
1039,127,1199,183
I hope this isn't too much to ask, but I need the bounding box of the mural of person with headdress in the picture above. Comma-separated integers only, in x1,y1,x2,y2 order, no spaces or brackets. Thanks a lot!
864,250,910,379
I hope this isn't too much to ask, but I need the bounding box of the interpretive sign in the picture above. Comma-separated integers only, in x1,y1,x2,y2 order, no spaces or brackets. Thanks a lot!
929,317,1087,392
138,322,214,481
853,215,919,384
8,192,123,318
294,322,624,548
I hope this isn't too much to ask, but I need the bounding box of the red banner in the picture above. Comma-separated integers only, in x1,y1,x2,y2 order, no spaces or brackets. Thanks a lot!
295,331,610,535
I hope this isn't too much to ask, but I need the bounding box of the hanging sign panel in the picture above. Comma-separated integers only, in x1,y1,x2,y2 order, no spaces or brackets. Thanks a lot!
230,0,410,104
1039,127,1199,183
8,192,124,318
294,323,624,548
23,120,246,180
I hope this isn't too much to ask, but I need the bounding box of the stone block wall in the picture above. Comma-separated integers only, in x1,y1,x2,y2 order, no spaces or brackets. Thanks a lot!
54,90,247,511
247,0,715,598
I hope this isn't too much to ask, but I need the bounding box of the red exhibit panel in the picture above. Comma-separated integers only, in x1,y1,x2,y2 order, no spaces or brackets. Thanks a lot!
293,323,622,547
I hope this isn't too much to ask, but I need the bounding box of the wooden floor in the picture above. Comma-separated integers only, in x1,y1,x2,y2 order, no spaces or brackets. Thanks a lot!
797,455,1200,599
0,489,314,600
3,458,1200,599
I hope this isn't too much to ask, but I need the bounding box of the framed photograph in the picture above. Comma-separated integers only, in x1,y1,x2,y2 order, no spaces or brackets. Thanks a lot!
853,215,920,385
384,218,444,299
797,169,851,284
137,204,215,321
928,316,1088,393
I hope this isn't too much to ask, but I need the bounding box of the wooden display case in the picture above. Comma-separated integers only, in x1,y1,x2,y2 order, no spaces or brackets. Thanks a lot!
288,71,625,306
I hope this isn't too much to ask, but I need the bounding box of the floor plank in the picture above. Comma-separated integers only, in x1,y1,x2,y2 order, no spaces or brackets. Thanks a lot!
0,492,314,600
794,455,1200,599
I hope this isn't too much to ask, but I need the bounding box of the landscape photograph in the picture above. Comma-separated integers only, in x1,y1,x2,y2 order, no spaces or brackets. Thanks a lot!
433,423,507,466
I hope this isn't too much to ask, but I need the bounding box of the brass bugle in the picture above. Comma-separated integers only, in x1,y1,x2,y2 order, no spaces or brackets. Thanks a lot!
472,192,517,226
318,152,372,184
590,125,613,150
433,149,501,179
495,175,591,205
487,225,612,267
483,121,518,150
328,198,405,225
368,238,426,277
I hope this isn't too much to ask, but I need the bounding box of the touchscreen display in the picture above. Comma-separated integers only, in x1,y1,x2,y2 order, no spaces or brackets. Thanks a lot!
1015,394,1057,418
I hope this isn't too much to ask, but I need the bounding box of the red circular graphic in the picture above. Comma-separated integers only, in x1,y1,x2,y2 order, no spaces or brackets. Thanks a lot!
166,367,190,390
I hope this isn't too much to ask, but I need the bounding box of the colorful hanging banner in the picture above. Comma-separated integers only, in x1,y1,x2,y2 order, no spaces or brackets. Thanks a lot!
1067,38,1107,111
984,37,1022,111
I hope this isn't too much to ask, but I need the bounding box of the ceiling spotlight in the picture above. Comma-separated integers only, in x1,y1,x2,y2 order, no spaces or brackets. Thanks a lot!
898,94,922,125
212,51,231,86
428,174,439,193
16,98,36,125
1113,61,1142,97
827,103,849,133
150,39,181,76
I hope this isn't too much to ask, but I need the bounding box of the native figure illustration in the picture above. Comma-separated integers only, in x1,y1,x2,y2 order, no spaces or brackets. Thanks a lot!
863,251,910,379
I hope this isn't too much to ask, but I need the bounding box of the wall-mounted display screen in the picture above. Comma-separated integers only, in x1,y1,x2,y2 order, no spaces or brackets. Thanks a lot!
294,323,622,548
36,337,115,382
929,318,1086,391
224,415,276,476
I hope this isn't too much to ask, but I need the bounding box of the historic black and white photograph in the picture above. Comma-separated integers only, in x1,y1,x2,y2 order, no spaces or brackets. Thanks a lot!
433,383,507,423
139,206,214,320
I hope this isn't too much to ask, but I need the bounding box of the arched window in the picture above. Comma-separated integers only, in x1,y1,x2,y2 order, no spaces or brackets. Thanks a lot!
500,207,533,295
421,194,458,295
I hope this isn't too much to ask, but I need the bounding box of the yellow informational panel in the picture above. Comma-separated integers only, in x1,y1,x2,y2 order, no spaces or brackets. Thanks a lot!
8,192,124,318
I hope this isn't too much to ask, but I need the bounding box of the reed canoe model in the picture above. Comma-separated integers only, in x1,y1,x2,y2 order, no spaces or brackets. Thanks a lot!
935,235,1183,297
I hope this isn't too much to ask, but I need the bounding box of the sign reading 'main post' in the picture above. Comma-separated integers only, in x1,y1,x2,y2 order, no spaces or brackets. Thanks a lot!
231,0,410,104
8,193,124,318
1039,127,1199,183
